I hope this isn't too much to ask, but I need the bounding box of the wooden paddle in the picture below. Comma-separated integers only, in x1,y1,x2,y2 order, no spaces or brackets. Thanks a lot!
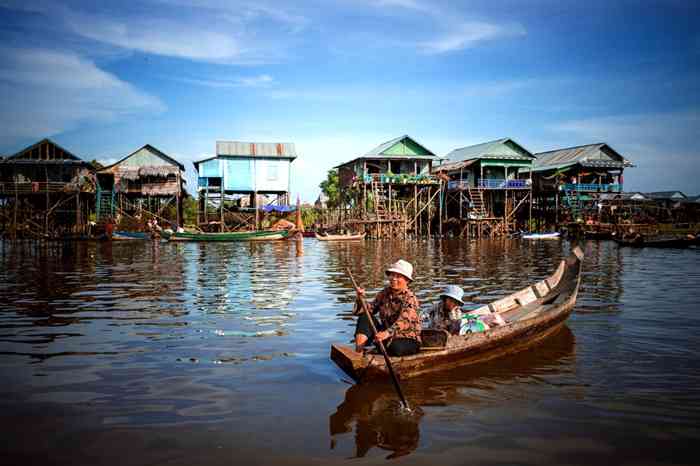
346,268,410,411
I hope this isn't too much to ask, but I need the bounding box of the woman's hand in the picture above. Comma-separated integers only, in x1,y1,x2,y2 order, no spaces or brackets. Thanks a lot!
374,330,390,342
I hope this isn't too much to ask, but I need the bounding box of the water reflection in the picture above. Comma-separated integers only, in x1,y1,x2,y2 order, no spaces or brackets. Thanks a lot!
329,326,576,459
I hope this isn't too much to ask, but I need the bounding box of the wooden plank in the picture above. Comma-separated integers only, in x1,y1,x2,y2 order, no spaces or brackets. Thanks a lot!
513,287,537,306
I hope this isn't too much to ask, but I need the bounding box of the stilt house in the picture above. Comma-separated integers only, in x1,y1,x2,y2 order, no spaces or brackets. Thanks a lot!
434,138,535,237
334,135,441,238
97,144,186,227
0,138,95,238
531,143,632,223
193,141,297,231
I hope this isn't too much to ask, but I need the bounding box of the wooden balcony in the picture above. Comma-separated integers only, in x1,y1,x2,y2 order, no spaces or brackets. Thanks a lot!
560,183,622,193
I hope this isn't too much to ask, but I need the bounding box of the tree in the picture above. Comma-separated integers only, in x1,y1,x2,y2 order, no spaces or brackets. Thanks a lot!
319,169,342,208
90,159,105,170
182,195,198,226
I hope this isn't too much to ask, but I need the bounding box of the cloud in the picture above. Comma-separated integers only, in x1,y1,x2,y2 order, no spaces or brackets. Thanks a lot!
461,79,535,98
420,21,526,54
1,0,306,64
548,110,700,193
62,9,245,63
175,74,275,89
0,47,165,143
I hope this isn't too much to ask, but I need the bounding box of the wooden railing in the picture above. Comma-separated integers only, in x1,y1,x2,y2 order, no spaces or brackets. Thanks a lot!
362,173,439,185
478,179,530,189
0,181,86,194
560,183,622,192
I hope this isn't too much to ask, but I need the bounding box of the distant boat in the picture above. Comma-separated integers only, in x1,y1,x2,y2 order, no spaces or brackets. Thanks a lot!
522,232,560,240
331,246,584,381
164,229,289,242
615,234,692,248
315,232,366,241
112,231,150,241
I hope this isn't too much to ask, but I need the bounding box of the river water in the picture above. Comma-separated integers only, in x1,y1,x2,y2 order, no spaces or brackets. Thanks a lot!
0,238,698,465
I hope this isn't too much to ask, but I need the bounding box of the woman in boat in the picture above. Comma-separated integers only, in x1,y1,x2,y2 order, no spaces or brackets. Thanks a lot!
427,285,464,335
354,260,421,357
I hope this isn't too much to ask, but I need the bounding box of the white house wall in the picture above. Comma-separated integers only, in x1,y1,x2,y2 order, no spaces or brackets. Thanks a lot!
254,158,290,192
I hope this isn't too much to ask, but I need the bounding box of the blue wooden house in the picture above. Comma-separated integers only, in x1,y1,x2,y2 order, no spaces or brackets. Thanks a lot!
193,141,297,230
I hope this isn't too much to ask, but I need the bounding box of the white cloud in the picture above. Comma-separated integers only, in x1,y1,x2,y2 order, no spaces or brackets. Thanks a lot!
0,47,165,142
548,110,700,193
176,74,275,89
461,79,535,98
63,10,244,63
420,21,526,54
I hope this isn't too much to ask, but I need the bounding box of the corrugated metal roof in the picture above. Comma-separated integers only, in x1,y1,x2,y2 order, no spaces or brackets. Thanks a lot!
445,138,534,162
432,159,478,172
533,143,632,172
215,141,297,159
364,135,436,157
3,138,88,164
644,191,687,200
101,144,185,172
600,192,649,201
334,155,437,169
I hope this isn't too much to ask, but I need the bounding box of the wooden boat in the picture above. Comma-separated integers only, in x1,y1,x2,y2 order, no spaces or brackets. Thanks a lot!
330,246,584,381
112,231,150,241
583,230,613,240
164,229,289,242
522,232,560,240
614,234,692,248
315,232,366,241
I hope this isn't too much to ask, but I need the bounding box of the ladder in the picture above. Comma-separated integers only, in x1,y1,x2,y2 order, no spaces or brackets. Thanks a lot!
95,187,115,221
563,189,582,219
372,180,388,220
467,186,487,218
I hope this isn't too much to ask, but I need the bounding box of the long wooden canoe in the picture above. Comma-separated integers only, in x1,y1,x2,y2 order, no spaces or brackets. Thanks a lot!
522,232,561,240
112,231,150,241
315,232,366,241
165,229,289,242
614,235,692,248
331,246,584,381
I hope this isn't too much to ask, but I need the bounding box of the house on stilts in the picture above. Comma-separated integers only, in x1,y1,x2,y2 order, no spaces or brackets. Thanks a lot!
334,135,441,238
193,141,297,232
0,138,95,238
530,143,632,227
434,138,535,238
96,144,186,228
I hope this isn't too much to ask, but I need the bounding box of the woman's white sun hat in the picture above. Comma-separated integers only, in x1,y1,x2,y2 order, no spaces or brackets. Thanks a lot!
440,285,464,305
385,259,414,282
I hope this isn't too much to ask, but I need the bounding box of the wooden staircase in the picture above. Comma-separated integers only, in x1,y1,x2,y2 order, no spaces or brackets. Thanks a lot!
563,189,582,219
371,180,389,220
96,187,114,221
467,186,487,218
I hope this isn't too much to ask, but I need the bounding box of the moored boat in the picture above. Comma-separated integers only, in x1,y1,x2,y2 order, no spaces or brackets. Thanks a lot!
614,234,692,248
522,232,560,240
315,232,366,241
330,246,584,381
164,229,289,242
112,231,150,241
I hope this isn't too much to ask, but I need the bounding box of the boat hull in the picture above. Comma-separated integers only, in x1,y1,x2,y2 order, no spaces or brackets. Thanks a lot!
167,229,289,242
522,232,560,240
315,232,366,241
331,247,583,381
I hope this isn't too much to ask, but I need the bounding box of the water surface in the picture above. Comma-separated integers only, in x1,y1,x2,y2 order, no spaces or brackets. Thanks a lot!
1,238,698,465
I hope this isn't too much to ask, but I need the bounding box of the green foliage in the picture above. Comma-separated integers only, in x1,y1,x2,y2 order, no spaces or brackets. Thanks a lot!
90,159,105,170
183,195,198,226
319,169,344,208
301,207,319,226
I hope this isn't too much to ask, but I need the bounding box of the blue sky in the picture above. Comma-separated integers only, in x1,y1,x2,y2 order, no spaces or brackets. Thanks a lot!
1,0,698,201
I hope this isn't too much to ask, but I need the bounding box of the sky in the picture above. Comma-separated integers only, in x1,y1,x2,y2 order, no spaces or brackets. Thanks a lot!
0,0,698,201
